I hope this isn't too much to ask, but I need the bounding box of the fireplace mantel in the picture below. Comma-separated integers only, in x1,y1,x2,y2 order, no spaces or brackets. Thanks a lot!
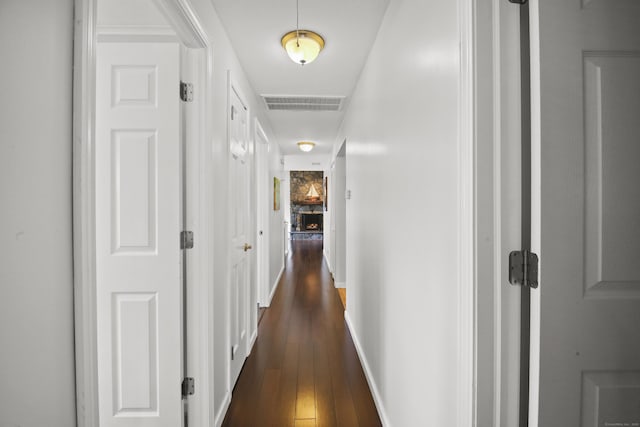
292,200,323,206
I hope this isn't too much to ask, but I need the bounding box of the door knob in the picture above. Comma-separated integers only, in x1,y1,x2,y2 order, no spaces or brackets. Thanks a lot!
243,243,252,252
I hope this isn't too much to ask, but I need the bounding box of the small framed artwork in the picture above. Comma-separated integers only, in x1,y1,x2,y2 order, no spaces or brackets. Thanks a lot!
324,176,328,211
274,177,280,211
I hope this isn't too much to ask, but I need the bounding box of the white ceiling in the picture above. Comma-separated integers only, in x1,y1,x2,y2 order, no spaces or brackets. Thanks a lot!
210,0,390,155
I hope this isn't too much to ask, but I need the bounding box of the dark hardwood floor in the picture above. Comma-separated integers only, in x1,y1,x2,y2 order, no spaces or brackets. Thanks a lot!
222,240,381,427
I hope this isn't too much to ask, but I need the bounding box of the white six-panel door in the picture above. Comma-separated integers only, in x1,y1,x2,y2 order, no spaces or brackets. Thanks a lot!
228,83,250,388
533,0,640,425
95,42,182,427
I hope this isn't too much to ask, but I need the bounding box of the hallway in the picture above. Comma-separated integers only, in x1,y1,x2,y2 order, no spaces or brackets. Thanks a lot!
222,240,381,427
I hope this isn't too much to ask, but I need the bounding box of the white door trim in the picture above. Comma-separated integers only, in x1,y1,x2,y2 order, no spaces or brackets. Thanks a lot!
72,1,215,425
254,119,270,307
73,2,99,425
457,0,475,425
473,0,525,426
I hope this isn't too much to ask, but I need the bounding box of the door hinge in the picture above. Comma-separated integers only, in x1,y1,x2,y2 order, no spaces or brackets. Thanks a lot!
508,0,527,4
509,250,539,288
231,346,235,361
181,377,195,398
180,81,194,102
180,231,194,249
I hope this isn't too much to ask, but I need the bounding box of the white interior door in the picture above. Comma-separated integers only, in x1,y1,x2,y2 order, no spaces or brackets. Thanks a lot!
96,42,182,427
255,121,270,306
228,83,250,387
532,1,640,425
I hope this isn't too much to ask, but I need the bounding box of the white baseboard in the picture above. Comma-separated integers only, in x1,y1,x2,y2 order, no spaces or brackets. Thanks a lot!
344,311,391,427
323,250,332,273
334,281,346,289
248,329,258,355
261,263,284,308
214,392,231,427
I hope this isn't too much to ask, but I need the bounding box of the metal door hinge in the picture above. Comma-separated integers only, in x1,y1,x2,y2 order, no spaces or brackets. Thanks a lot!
509,250,539,288
180,81,194,102
231,346,235,361
182,377,195,398
508,0,527,4
180,231,194,249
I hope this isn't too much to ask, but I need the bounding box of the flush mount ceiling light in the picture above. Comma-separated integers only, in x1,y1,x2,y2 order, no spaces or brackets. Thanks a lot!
281,0,325,65
282,30,325,65
297,141,316,152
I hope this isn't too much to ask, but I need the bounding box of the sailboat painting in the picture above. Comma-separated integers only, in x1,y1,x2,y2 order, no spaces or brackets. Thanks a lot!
305,184,321,202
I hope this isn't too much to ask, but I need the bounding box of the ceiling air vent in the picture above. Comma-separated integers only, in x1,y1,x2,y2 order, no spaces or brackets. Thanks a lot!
262,95,344,112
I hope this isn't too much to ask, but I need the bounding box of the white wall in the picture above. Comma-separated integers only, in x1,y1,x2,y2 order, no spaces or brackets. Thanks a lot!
324,147,346,285
334,0,463,424
98,0,167,26
333,155,346,287
283,154,328,171
269,152,285,295
0,1,77,426
281,171,291,253
323,164,333,272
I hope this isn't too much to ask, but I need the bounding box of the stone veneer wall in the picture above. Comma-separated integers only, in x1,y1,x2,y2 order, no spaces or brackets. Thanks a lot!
290,171,324,233
290,171,324,203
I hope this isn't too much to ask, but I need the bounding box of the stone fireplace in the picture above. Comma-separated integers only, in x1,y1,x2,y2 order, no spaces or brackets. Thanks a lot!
289,171,324,239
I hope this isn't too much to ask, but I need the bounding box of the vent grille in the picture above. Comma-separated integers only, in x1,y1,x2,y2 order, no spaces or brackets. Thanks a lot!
262,95,344,112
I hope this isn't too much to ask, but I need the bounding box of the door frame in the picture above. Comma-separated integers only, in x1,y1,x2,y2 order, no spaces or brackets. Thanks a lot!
72,1,215,425
473,0,527,426
254,119,270,307
332,140,346,289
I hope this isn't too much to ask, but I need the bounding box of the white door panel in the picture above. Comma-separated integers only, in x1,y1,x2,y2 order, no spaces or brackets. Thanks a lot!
96,42,181,427
255,126,269,306
533,1,640,425
229,84,250,387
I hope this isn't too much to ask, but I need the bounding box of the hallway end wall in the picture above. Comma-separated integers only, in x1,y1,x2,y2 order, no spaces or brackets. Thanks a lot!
334,0,464,424
0,1,77,425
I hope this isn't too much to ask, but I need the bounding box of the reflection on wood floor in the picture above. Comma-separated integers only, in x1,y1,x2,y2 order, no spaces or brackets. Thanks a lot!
222,240,381,427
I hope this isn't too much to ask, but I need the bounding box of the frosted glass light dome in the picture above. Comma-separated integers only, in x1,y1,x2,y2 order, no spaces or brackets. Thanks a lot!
281,30,325,65
297,141,315,152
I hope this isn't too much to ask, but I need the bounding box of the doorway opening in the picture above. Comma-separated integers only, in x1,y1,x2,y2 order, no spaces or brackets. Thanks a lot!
73,1,215,425
288,170,325,241
331,140,347,306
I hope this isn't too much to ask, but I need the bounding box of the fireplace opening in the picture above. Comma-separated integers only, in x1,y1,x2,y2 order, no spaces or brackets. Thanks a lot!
301,213,323,231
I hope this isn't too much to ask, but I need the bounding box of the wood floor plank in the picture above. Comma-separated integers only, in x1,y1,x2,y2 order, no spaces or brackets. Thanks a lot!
255,368,281,423
312,316,337,427
324,322,359,427
271,340,299,427
296,310,316,420
221,241,381,427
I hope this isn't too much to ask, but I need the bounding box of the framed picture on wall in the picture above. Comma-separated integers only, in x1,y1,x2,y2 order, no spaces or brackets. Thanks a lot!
324,176,328,211
274,177,280,211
